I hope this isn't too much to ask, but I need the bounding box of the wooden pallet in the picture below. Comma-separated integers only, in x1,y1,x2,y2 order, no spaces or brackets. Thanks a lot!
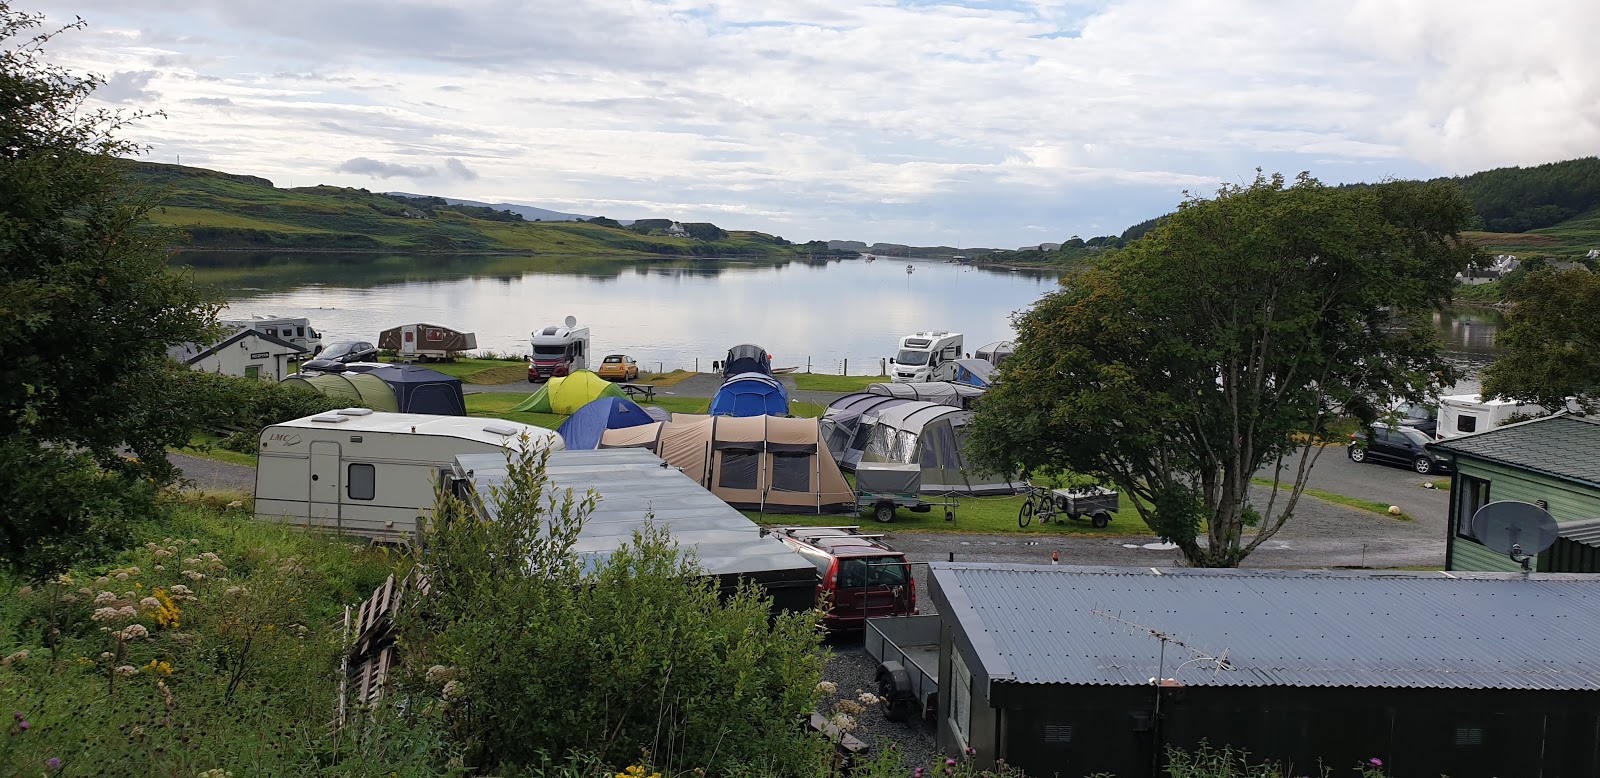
337,570,429,726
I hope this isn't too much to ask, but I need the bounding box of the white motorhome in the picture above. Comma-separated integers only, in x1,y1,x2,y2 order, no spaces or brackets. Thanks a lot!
529,317,592,382
221,316,323,355
254,409,563,540
1436,394,1546,440
890,331,964,383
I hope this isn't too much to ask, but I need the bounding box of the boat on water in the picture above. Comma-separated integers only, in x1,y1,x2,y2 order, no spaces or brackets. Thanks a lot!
862,253,876,262
952,254,970,264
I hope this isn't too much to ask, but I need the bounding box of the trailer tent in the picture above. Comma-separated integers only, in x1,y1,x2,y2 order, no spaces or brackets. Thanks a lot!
820,393,914,466
951,359,994,389
857,401,1013,495
367,365,465,415
556,397,656,450
511,370,627,414
279,372,400,411
598,415,853,513
722,343,773,378
973,340,1014,367
377,323,477,361
709,372,789,417
867,381,985,408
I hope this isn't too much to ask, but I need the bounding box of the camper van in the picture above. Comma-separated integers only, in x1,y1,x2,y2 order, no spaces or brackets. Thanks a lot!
529,319,591,382
890,331,964,383
253,409,563,541
220,316,323,355
1436,394,1546,440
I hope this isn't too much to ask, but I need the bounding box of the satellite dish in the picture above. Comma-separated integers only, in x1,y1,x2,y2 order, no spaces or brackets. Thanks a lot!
1471,501,1558,574
564,315,577,329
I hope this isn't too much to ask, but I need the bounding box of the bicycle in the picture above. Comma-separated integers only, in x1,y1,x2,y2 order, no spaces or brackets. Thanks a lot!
1017,485,1061,528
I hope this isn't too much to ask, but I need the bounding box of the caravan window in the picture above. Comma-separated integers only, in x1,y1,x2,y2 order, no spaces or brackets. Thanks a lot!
718,450,760,489
1455,475,1490,541
347,463,375,500
772,453,811,492
296,326,305,337
1457,415,1478,434
920,431,941,468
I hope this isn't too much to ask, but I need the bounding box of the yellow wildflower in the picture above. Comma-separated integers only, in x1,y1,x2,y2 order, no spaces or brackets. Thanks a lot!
144,659,173,675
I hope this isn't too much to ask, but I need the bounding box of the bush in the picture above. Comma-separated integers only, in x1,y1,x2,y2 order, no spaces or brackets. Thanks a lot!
172,369,345,452
397,447,831,775
0,440,162,578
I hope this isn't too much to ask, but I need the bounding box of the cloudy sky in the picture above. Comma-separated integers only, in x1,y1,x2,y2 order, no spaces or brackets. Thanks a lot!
31,0,1600,247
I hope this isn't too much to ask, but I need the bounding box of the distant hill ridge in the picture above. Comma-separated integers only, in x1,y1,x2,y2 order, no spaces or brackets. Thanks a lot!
384,192,605,224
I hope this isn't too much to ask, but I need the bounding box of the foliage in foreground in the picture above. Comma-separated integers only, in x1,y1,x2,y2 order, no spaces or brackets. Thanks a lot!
969,172,1481,567
1479,268,1600,413
397,446,832,775
171,369,346,453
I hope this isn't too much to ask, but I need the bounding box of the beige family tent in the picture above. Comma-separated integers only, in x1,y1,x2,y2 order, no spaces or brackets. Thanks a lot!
598,415,853,514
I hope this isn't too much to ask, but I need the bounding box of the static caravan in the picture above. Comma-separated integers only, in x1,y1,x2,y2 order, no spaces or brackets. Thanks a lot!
1436,393,1545,440
378,323,478,362
254,409,563,541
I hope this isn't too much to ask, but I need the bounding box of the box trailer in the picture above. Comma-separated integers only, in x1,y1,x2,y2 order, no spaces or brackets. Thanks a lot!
254,409,563,541
378,323,478,362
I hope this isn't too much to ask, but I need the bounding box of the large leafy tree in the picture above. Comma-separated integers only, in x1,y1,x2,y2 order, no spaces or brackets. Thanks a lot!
1,5,213,572
969,173,1480,567
1479,268,1600,412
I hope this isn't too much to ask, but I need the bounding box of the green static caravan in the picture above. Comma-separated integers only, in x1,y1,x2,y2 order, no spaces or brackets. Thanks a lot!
1428,414,1600,573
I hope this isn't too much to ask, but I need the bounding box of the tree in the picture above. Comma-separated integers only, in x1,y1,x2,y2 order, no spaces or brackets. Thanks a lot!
1479,268,1600,412
682,222,726,241
1,6,213,573
968,172,1480,567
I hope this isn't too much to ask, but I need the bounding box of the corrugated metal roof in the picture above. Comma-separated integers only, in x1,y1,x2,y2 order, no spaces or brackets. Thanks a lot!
455,448,814,579
1429,414,1600,489
930,563,1600,692
1557,518,1600,549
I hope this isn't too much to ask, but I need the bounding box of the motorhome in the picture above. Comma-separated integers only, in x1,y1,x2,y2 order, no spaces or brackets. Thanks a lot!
890,331,963,383
220,316,323,355
1436,394,1545,440
253,409,562,541
529,318,591,382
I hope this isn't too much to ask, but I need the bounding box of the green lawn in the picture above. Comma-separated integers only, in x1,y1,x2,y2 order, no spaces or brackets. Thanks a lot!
791,374,887,392
384,356,526,381
746,491,1152,536
174,433,259,467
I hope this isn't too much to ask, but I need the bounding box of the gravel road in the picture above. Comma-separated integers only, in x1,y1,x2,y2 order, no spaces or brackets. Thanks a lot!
168,452,256,493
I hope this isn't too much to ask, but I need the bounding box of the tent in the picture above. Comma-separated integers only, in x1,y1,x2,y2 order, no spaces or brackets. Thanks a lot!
279,372,399,412
556,397,656,450
820,393,914,466
974,340,1015,368
511,370,626,414
722,344,773,378
599,415,854,513
951,359,995,389
365,365,465,415
854,401,1014,495
709,372,789,417
867,381,985,408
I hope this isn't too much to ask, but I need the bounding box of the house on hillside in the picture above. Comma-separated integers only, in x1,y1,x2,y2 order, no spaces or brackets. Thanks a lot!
665,222,687,238
400,209,429,219
1429,414,1600,573
1587,249,1599,260
168,327,305,381
918,563,1600,778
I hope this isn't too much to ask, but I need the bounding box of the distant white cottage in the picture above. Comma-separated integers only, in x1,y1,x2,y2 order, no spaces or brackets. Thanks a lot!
665,222,688,237
1587,249,1599,260
167,328,305,381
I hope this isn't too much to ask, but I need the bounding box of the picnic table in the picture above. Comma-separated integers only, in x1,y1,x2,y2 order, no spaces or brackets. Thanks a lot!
618,383,656,401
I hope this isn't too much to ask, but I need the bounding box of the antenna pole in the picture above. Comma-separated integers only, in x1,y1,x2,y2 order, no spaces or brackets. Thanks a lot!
1152,637,1166,777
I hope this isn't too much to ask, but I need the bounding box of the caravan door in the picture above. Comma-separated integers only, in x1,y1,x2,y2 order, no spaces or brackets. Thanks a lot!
399,325,419,358
309,441,341,529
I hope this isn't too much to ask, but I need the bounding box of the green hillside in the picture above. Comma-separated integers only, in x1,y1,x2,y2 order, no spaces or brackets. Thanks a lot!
126,161,839,257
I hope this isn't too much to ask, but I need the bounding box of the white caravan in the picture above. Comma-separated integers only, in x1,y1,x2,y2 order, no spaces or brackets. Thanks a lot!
1436,394,1546,440
220,316,323,355
253,409,563,541
529,316,592,382
890,331,964,383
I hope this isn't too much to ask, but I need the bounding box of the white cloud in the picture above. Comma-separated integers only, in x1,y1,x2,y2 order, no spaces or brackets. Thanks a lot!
28,0,1598,244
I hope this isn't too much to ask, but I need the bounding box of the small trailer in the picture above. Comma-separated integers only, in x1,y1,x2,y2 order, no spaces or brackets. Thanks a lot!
865,614,941,722
854,462,958,523
1050,485,1120,528
378,323,477,363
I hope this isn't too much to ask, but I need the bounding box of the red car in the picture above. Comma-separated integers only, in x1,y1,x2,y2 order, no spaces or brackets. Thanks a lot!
771,527,915,631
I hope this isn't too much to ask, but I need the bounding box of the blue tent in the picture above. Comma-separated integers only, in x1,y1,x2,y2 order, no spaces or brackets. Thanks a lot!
367,365,466,415
709,372,788,417
557,396,656,450
722,344,773,378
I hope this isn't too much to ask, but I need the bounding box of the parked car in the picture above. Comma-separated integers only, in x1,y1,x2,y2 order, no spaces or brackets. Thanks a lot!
1389,401,1438,438
1349,424,1452,475
597,354,639,382
770,527,915,631
297,340,378,373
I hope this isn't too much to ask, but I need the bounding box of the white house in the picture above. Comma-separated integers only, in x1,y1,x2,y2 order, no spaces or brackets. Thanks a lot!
1587,249,1599,260
168,328,305,381
665,222,688,237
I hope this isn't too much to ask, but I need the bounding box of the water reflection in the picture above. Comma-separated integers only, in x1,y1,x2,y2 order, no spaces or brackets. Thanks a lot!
181,252,1063,370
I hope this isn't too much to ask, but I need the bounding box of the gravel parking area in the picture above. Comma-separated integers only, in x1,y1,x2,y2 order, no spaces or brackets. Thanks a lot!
168,452,256,493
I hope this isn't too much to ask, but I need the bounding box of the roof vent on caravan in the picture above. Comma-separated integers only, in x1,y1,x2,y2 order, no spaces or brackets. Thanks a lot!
482,422,521,437
310,414,349,424
541,326,561,336
337,408,374,416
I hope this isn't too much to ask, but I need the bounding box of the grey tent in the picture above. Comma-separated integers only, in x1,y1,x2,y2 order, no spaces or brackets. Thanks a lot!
867,381,985,408
856,401,1014,496
820,393,914,468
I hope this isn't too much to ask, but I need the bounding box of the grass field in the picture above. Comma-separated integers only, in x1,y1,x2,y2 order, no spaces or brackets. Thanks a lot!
177,433,259,467
791,373,887,392
1463,206,1600,257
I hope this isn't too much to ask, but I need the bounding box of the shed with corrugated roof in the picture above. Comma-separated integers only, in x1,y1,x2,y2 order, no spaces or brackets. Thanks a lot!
922,563,1600,778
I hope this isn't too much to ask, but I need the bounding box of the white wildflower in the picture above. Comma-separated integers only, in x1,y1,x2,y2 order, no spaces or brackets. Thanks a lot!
119,624,149,640
115,572,130,581
115,665,138,677
169,585,193,598
858,692,883,706
94,576,109,585
100,652,114,660
183,558,201,567
197,769,234,778
182,571,204,581
814,681,838,696
91,607,124,622
442,679,463,699
829,712,857,733
1,649,28,666
55,573,73,585
153,549,172,559
225,500,243,509
153,565,164,571
94,591,118,604
59,594,76,604
224,586,243,596
78,587,94,596
126,567,140,575
139,597,162,610
200,552,220,562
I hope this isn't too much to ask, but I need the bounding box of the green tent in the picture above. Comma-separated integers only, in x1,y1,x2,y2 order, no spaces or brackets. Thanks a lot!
280,372,399,412
511,371,627,414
